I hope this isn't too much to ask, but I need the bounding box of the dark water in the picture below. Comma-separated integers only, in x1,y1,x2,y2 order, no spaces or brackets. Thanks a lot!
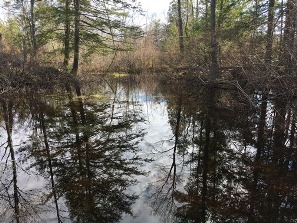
1,74,297,223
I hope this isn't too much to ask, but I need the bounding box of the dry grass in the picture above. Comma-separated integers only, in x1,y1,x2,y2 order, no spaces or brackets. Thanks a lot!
81,35,162,74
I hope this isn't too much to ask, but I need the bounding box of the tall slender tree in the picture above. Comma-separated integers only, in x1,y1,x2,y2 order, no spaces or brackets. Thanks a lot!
30,0,37,58
265,0,275,64
282,0,296,75
63,0,71,70
177,0,184,53
210,0,219,79
72,0,80,74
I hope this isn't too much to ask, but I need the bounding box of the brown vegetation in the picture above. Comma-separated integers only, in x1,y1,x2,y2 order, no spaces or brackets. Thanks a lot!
80,35,162,74
0,49,75,93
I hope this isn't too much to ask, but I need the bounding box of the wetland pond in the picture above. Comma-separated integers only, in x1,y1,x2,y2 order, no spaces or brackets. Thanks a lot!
1,74,297,223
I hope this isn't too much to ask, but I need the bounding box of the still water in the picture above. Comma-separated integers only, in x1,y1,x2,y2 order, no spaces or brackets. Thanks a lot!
1,74,297,223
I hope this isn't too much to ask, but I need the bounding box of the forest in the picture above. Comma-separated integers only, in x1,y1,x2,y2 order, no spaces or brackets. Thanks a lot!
0,0,297,223
0,0,295,80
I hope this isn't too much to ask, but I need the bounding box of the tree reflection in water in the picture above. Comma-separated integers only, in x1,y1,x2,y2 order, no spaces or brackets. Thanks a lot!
28,88,145,222
0,96,47,223
148,80,297,223
0,78,146,222
1,75,297,223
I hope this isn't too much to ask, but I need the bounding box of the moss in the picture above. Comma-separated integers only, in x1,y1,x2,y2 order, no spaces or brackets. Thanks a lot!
73,94,106,101
110,72,129,78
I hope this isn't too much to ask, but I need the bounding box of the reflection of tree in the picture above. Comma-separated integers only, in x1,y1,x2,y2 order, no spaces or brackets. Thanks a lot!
172,86,236,223
245,94,297,223
39,111,62,223
0,98,43,223
150,79,297,222
1,99,20,223
3,75,297,222
24,87,145,222
149,97,182,221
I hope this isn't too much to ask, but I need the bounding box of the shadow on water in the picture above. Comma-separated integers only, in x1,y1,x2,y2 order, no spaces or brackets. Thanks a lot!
1,73,297,222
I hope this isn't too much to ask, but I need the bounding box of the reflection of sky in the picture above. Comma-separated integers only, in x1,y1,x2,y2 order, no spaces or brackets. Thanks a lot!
121,99,171,223
107,86,179,222
121,90,185,223
0,87,182,223
0,120,69,222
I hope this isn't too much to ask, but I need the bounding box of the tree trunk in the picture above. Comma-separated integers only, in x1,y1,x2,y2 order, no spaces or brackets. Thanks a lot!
265,0,275,64
205,0,208,19
72,0,80,74
30,0,37,59
177,0,184,53
249,0,260,54
196,0,199,19
210,0,219,79
280,0,284,44
185,0,189,37
63,0,71,70
282,0,296,74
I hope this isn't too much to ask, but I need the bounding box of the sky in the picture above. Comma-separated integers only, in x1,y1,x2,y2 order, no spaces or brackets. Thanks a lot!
137,0,171,22
0,0,171,23
138,0,171,14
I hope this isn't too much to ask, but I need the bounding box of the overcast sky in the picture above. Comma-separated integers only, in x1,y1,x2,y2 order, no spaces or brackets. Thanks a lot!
0,0,171,23
138,0,170,13
137,0,171,22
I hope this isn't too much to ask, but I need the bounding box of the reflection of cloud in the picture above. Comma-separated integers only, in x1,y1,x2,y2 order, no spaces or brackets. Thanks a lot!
121,98,173,223
121,198,161,223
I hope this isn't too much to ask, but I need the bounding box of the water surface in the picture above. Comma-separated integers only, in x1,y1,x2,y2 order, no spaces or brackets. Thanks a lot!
1,75,297,223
